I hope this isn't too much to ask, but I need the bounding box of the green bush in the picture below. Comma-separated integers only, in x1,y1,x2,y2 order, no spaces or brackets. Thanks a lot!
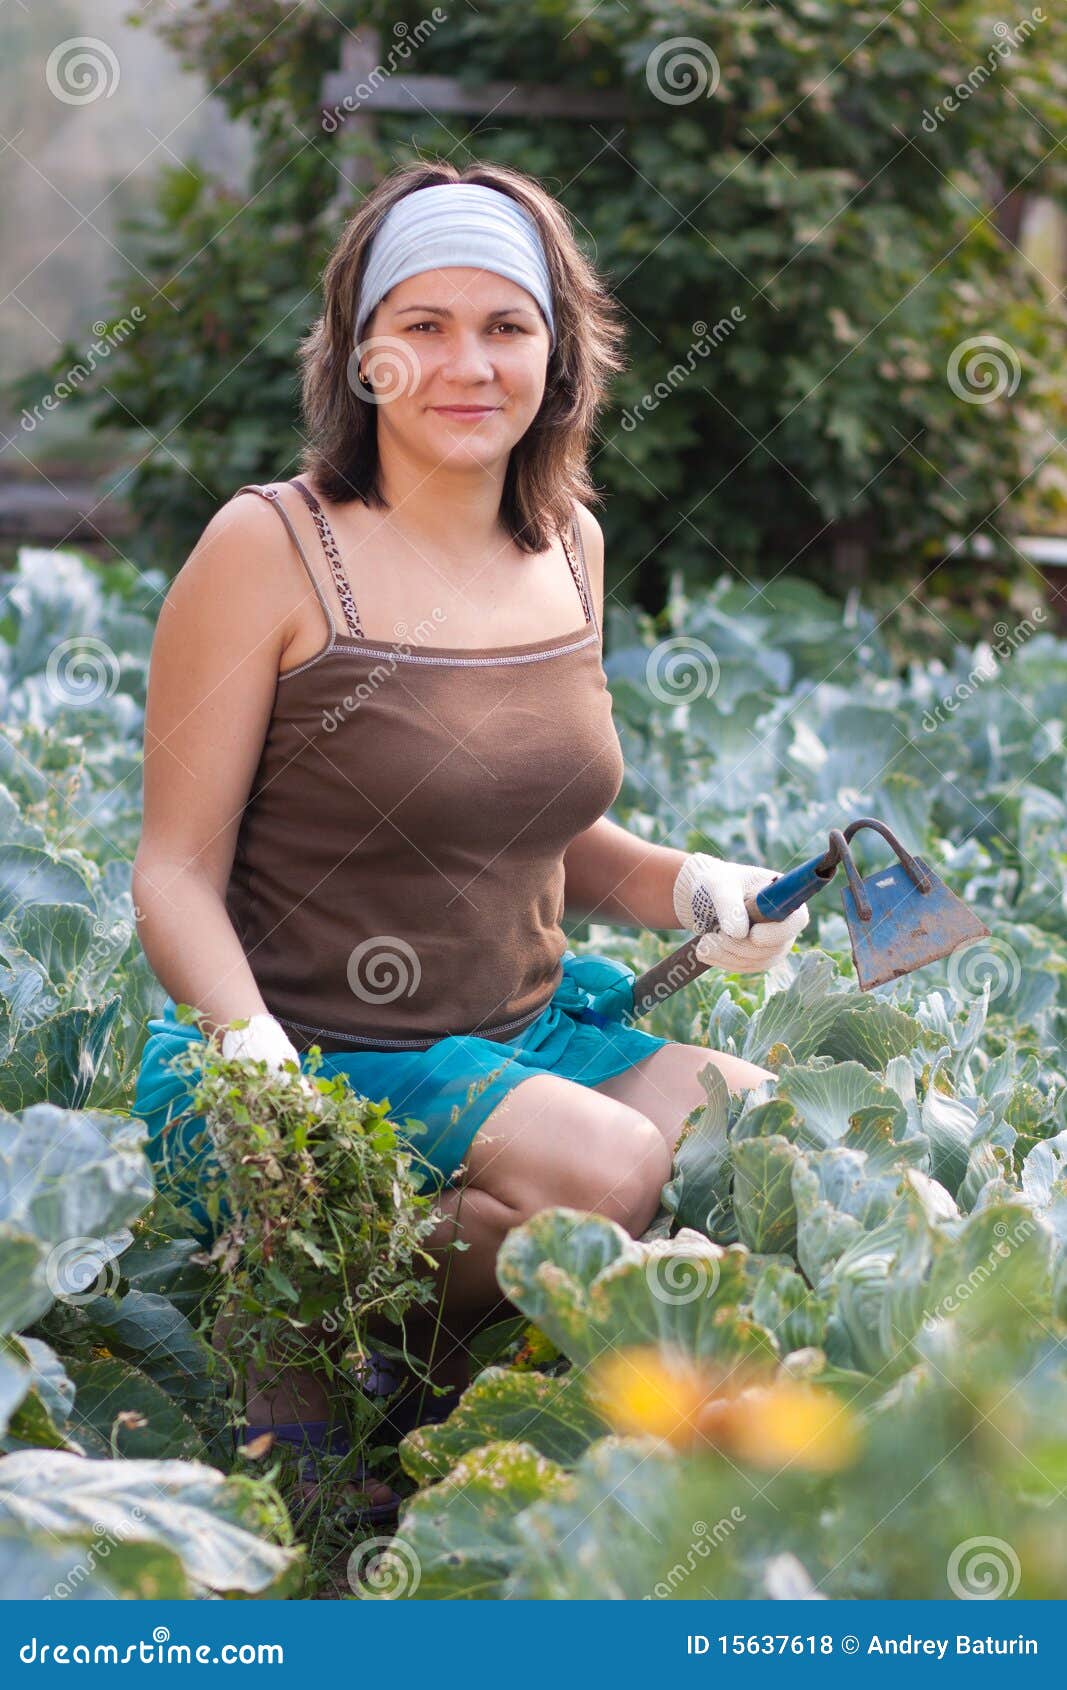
15,0,1067,596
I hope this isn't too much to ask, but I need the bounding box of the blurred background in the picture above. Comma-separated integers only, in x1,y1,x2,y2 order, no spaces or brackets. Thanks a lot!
4,0,1067,635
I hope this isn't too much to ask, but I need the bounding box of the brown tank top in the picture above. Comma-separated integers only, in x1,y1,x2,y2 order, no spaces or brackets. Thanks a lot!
223,478,625,1052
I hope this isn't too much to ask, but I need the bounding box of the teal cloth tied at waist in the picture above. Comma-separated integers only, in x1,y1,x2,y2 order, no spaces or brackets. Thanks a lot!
132,947,643,1245
551,949,637,1028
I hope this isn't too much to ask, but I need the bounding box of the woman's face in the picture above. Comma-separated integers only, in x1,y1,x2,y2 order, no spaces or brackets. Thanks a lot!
357,267,552,472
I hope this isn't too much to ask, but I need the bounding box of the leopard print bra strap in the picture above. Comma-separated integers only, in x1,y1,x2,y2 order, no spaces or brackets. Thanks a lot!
283,478,594,643
561,511,596,635
289,477,364,639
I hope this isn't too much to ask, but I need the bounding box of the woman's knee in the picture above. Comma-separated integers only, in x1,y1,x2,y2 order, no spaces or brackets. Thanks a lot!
528,1099,671,1236
697,1048,774,1092
461,1076,672,1238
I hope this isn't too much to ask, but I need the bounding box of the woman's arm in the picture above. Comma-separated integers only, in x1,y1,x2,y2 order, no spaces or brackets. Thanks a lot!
563,816,687,929
132,491,314,1039
564,505,688,930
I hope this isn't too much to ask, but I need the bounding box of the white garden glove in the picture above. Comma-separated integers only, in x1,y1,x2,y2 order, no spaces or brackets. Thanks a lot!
673,853,809,975
221,1013,323,1113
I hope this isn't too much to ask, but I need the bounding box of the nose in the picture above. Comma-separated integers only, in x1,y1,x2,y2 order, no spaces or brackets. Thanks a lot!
438,329,496,385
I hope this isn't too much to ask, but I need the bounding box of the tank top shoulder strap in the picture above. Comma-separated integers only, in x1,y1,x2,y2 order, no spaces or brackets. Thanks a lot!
233,482,344,639
289,477,364,638
561,506,598,639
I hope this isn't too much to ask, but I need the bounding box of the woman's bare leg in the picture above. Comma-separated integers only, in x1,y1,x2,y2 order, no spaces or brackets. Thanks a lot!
223,1045,765,1444
371,1070,672,1397
592,1042,774,1153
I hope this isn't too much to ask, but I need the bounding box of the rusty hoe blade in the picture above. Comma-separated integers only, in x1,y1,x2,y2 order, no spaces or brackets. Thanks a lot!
842,858,991,991
628,815,990,1017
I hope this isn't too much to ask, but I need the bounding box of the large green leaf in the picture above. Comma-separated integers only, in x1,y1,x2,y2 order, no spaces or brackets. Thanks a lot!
794,1142,903,1234
661,1060,734,1238
0,1226,50,1336
0,1104,152,1253
731,1136,802,1255
118,1234,211,1317
383,1441,570,1600
1021,1130,1067,1208
926,1199,1053,1340
794,1193,864,1295
741,955,920,1070
831,1192,938,1375
807,996,923,1069
79,1290,217,1407
921,1060,979,1195
0,1451,301,1595
0,1344,29,1437
509,1437,752,1600
0,998,121,1110
13,1337,75,1429
0,1527,191,1599
400,1365,609,1484
790,1112,929,1294
496,1209,777,1369
8,902,97,984
776,1061,907,1148
0,1335,74,1450
64,1356,208,1462
741,953,841,1063
749,1263,829,1356
0,847,94,921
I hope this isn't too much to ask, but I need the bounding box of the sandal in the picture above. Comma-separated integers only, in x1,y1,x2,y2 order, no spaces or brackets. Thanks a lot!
238,1419,402,1528
355,1348,466,1442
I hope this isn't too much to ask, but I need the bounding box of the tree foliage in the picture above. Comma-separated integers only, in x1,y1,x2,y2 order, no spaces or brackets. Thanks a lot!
17,2,1067,595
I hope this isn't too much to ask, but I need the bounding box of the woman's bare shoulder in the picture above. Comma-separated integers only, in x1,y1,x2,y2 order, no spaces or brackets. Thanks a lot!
165,484,307,631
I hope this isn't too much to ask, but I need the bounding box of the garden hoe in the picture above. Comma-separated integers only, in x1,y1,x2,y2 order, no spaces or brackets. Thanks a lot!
627,816,990,1021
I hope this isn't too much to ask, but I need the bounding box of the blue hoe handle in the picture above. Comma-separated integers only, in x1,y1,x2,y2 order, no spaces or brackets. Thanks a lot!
750,853,834,923
628,851,837,1020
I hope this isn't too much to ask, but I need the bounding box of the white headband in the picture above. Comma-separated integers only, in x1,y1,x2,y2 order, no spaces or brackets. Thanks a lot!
354,182,556,353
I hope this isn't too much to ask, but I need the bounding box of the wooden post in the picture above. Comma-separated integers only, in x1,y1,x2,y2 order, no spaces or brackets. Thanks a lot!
321,30,383,200
320,34,629,204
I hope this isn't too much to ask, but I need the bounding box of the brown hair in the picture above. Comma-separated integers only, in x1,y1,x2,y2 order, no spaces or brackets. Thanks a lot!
296,157,627,553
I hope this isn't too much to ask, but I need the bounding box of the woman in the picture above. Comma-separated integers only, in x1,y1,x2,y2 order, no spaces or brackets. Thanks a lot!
132,159,806,1494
